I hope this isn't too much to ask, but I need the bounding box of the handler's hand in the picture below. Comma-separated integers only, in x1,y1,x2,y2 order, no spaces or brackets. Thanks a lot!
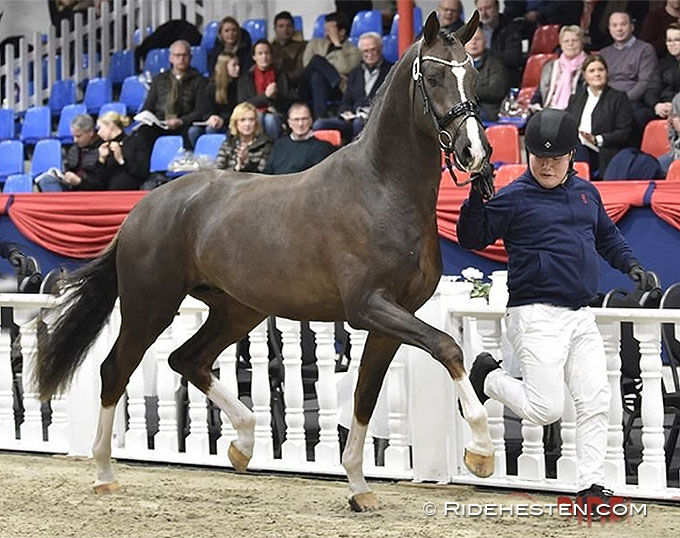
628,264,656,291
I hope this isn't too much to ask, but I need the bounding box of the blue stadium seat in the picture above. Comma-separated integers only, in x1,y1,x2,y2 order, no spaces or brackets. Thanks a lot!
382,35,398,63
0,108,15,140
149,135,183,173
243,18,267,41
293,15,303,33
84,77,113,114
57,103,87,144
30,138,62,177
133,25,153,46
350,10,382,41
3,174,34,193
194,133,226,160
201,21,219,51
110,50,136,84
390,7,424,37
191,46,208,75
48,79,76,116
313,14,326,38
119,76,148,113
98,102,128,119
144,48,171,75
20,106,51,144
0,140,24,179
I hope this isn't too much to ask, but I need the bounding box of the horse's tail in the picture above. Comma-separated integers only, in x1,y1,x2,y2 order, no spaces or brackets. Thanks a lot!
35,235,120,401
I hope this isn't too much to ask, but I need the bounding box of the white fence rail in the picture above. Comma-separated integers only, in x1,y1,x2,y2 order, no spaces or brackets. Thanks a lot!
1,282,679,501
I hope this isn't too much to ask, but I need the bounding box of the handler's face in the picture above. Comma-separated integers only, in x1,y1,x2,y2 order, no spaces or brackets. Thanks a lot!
529,152,572,189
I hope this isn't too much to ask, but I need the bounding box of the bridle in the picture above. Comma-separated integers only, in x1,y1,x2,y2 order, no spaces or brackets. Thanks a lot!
412,40,495,200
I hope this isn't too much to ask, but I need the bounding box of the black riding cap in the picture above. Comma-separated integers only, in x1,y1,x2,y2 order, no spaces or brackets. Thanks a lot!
524,109,579,158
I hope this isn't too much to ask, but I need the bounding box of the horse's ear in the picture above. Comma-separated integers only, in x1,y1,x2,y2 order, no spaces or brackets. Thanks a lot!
423,11,440,45
455,10,480,45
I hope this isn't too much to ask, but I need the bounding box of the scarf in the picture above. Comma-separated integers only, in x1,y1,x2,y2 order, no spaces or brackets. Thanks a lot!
550,51,586,109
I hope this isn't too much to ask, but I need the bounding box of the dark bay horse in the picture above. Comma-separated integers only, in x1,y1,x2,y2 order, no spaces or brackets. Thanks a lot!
36,12,495,511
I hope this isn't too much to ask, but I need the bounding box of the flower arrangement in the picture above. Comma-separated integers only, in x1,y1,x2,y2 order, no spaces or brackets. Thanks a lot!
461,267,491,300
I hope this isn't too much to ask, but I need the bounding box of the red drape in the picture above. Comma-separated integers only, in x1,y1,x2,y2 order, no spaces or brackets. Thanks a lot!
651,181,680,230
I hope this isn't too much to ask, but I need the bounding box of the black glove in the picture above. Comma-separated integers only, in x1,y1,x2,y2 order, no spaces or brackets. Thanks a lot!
628,264,656,292
471,161,495,201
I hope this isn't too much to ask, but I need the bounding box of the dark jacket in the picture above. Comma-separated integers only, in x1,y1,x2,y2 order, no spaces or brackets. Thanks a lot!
489,14,525,73
65,135,104,190
237,66,291,115
457,171,638,309
566,85,634,176
215,133,273,172
142,68,207,125
474,51,511,122
339,60,392,114
207,29,253,75
203,79,239,124
271,38,307,93
645,54,680,109
264,135,333,175
96,132,150,189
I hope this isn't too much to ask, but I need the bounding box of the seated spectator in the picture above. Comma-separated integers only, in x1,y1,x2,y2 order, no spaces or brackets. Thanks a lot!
265,102,334,175
600,11,657,132
207,16,253,75
313,32,392,140
137,40,207,150
237,39,291,140
215,102,272,172
271,11,306,96
301,12,361,119
579,0,651,51
35,114,103,192
476,0,524,87
532,25,587,111
566,54,634,179
465,27,509,122
645,23,680,120
95,112,150,190
188,52,240,147
640,0,680,58
658,92,680,174
438,0,464,32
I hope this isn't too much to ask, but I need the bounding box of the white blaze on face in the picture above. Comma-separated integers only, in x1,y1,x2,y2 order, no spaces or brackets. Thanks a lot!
450,64,485,171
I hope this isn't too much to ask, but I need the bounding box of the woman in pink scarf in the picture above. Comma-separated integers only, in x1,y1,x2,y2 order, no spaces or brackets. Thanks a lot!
532,26,587,110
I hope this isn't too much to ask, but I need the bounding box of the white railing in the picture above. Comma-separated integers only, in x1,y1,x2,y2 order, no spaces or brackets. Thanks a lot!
1,281,679,501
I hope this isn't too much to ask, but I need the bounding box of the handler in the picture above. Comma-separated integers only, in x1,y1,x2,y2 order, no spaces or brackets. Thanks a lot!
457,108,655,506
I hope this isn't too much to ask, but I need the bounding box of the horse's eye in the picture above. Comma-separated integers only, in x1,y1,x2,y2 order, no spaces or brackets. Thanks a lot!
426,75,438,87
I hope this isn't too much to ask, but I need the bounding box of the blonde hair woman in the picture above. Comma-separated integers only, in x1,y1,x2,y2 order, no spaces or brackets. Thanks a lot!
215,102,272,172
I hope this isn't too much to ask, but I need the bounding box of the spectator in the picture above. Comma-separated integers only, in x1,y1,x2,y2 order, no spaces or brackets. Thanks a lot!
645,23,680,120
301,11,361,119
188,52,240,147
134,20,202,73
600,11,657,132
271,11,306,96
566,54,634,179
579,0,651,52
640,0,680,57
437,0,464,32
35,114,103,192
532,25,587,111
215,102,272,172
475,0,524,87
137,39,207,150
265,102,334,175
465,27,510,122
313,32,392,140
658,92,680,174
95,112,150,190
207,16,253,75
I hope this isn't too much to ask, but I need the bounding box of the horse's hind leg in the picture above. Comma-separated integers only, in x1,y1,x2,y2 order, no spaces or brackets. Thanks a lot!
342,333,399,512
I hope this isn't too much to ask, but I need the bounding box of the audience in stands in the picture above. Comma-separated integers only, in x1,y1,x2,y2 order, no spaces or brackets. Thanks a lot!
465,27,510,122
138,39,207,150
579,1,651,51
188,51,240,147
35,114,103,192
475,0,524,87
271,11,306,97
566,54,634,179
301,11,361,119
437,0,464,32
313,32,391,139
532,25,586,111
600,11,657,132
265,103,334,174
237,39,291,140
207,16,253,75
646,23,680,120
503,0,581,27
640,0,680,58
95,111,150,190
659,92,680,174
135,20,202,73
215,102,272,172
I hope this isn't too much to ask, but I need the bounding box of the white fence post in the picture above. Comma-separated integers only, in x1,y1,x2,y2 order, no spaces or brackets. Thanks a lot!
556,387,577,485
0,326,15,445
18,313,42,445
216,343,238,455
250,320,273,463
279,318,306,463
154,323,180,455
383,353,409,471
601,320,626,487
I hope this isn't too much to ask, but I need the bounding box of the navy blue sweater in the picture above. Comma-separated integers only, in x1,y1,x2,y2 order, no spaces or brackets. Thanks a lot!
457,171,638,309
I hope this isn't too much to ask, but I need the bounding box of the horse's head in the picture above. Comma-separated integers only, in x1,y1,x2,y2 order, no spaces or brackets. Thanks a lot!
413,11,491,176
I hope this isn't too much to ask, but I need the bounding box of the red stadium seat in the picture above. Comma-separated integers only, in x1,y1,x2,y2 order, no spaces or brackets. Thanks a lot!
667,159,680,181
641,119,670,158
517,86,537,106
521,53,558,89
314,129,342,146
495,164,527,187
530,25,560,54
574,161,590,180
486,125,521,164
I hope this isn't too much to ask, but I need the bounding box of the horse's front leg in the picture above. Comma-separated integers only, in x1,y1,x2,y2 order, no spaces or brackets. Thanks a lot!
348,290,494,479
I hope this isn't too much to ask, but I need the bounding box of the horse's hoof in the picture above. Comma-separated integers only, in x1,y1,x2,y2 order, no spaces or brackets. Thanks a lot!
228,441,251,472
348,492,379,512
464,448,494,478
93,481,120,494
